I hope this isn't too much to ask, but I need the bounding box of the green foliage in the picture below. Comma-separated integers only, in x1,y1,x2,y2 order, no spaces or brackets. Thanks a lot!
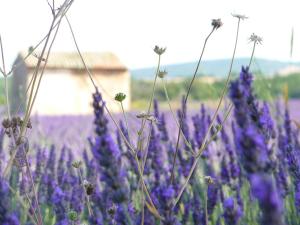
131,73,300,104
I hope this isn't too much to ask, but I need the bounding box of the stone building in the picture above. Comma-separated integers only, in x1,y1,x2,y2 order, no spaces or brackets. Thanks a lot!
11,52,130,115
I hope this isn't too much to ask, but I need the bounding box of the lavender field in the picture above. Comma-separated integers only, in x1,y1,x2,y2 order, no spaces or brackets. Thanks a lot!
1,2,300,224
1,67,300,225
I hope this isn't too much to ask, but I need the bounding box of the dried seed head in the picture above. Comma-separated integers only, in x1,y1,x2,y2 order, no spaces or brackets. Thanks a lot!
107,204,117,216
2,118,11,129
72,160,82,169
136,112,157,123
83,180,95,195
249,33,263,44
158,70,167,78
146,115,158,124
231,13,248,20
204,176,214,185
136,111,149,119
11,116,21,128
26,119,32,129
114,92,126,102
154,45,166,55
211,18,223,29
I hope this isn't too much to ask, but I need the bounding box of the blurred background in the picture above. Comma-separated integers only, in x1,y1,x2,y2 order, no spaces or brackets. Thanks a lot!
0,0,300,148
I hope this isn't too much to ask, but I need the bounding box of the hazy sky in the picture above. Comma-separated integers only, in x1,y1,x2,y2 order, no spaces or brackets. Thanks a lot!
0,0,299,69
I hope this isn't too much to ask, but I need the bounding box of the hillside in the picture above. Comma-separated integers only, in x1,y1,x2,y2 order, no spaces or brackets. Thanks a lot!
131,58,300,79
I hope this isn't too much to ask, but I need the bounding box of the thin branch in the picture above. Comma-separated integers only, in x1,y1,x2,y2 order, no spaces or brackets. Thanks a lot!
170,27,216,184
248,41,256,69
7,182,38,225
161,78,194,154
172,18,241,207
65,15,162,219
0,35,11,121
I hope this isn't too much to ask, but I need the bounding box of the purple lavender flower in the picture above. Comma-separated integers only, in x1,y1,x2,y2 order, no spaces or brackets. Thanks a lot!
259,102,276,140
90,88,129,223
39,145,57,204
229,67,271,175
0,171,20,224
223,197,242,225
282,106,300,212
51,186,68,225
250,174,284,225
153,99,169,142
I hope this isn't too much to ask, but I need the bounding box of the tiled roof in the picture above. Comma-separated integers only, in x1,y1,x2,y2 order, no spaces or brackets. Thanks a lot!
19,51,127,71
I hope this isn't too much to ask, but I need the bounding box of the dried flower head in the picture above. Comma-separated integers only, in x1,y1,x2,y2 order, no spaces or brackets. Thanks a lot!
2,118,11,129
136,111,149,119
11,116,22,128
107,204,117,216
154,45,166,55
204,176,214,185
136,112,157,123
249,33,263,44
231,13,248,20
68,210,78,221
146,115,158,124
211,18,223,29
72,160,82,169
158,70,167,78
114,92,126,102
83,180,95,195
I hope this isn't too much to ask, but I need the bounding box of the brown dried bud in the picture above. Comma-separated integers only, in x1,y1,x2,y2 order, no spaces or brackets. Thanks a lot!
107,204,117,216
211,18,223,29
2,118,11,129
204,176,214,185
83,180,95,196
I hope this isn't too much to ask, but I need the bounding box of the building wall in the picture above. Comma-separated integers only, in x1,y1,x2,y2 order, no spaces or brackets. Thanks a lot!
11,56,28,114
28,69,130,115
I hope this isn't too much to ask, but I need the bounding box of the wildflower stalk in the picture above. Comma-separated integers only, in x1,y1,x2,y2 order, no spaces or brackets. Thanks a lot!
65,16,162,219
64,15,97,90
136,54,161,151
7,182,38,225
0,35,11,120
2,3,73,225
77,168,93,216
170,25,216,183
121,100,132,144
248,41,256,69
24,190,39,225
248,34,262,69
7,18,62,76
172,14,242,204
139,122,153,224
161,78,194,154
3,0,73,178
205,185,209,225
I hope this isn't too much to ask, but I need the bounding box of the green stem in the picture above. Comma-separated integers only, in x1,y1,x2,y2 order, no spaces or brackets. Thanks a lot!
121,101,132,145
172,18,242,206
78,168,93,217
205,185,209,225
136,55,161,151
0,35,11,120
162,78,194,154
248,41,256,69
170,27,215,184
7,182,38,225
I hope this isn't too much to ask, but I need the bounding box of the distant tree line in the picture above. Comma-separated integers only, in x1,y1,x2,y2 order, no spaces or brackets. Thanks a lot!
131,73,300,102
